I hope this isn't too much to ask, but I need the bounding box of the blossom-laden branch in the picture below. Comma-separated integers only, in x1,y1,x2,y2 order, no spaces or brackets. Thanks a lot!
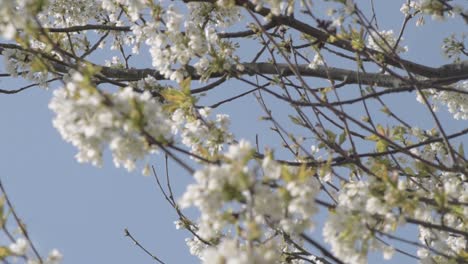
1,44,466,94
0,1,467,264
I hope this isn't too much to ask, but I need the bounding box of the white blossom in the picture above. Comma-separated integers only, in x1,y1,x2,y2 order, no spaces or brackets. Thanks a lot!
432,81,468,120
323,180,403,264
201,239,278,264
367,30,408,54
9,238,28,255
308,53,324,69
49,73,172,170
171,108,233,157
46,249,63,264
180,140,320,262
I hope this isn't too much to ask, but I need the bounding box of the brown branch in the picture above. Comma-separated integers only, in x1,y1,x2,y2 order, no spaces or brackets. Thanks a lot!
406,218,468,237
38,21,274,39
1,42,466,90
124,228,166,264
0,78,61,95
42,24,130,33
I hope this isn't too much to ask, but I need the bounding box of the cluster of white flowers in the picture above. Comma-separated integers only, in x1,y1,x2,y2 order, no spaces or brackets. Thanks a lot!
416,81,468,120
171,107,232,157
403,143,467,264
400,1,419,16
0,0,105,55
102,0,146,23
0,0,37,39
0,0,17,39
2,1,468,263
49,72,172,172
186,224,318,264
280,176,320,233
190,1,242,28
112,2,243,82
418,0,460,21
45,249,63,264
367,30,408,54
251,0,294,16
323,180,406,264
201,238,279,264
8,238,63,264
179,140,256,239
400,0,462,22
39,0,102,27
430,80,468,120
416,199,466,264
179,140,320,263
2,49,50,87
408,140,455,170
104,56,124,68
308,53,324,70
185,237,207,259
9,237,28,255
409,170,467,215
399,1,426,26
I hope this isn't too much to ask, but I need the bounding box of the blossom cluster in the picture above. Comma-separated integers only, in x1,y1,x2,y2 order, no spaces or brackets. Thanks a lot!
179,140,321,263
400,0,463,22
1,1,467,264
323,180,401,263
409,169,467,263
171,107,233,157
49,72,172,172
2,49,50,87
366,30,408,54
8,237,63,264
39,0,103,27
0,3,15,39
416,80,468,120
100,2,243,82
402,139,467,263
431,80,468,120
0,0,27,39
251,0,295,16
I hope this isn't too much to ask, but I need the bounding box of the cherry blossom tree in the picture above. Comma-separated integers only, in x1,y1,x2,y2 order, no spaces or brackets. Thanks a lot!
0,0,467,263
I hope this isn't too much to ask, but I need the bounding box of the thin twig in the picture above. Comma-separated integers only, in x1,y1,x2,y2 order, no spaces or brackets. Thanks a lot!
124,228,166,264
0,179,43,264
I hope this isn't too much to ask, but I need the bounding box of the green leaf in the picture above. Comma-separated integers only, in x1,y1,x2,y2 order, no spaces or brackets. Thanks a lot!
325,130,336,142
246,221,261,241
281,166,294,182
366,134,380,141
338,131,347,145
0,247,11,260
376,140,388,153
297,164,314,182
376,124,386,136
30,57,48,73
403,167,415,176
319,156,332,178
392,126,406,142
222,183,245,203
380,106,390,115
289,115,302,126
180,77,192,96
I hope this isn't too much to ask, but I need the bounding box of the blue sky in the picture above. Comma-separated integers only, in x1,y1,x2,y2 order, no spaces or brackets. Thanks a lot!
0,1,466,263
